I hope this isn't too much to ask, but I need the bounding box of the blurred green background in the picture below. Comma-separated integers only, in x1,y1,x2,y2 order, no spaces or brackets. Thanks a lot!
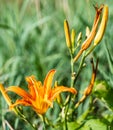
0,0,113,130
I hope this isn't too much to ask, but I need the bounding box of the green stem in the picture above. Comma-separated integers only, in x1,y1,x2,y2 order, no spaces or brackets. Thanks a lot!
15,107,37,130
63,53,75,130
37,114,47,130
42,115,46,130
71,54,75,87
85,45,95,57
77,96,94,123
74,45,96,83
74,45,95,83
74,51,86,83
64,107,68,130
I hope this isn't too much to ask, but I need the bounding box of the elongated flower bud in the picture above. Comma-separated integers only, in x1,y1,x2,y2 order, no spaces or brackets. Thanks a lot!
64,20,71,48
81,10,101,50
75,59,98,108
94,5,108,46
71,29,75,48
86,26,90,38
73,5,103,62
77,32,82,43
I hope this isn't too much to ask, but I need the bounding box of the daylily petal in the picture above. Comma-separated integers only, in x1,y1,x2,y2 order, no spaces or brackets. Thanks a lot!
33,103,49,114
32,99,50,114
7,86,32,99
10,99,32,109
33,81,43,99
44,99,53,107
26,76,43,99
26,76,36,99
43,69,56,94
0,84,12,105
50,86,77,101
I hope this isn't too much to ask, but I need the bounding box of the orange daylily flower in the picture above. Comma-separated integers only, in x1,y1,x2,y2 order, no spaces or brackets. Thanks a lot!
6,69,77,114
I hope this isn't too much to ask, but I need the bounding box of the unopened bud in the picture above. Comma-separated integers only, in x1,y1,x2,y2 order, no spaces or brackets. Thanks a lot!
94,5,108,46
71,29,76,48
77,32,82,43
64,20,71,48
86,26,90,38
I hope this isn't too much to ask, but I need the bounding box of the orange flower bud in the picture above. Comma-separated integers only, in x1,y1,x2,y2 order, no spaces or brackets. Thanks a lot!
85,26,90,38
81,6,102,50
77,32,82,45
75,59,98,108
71,29,75,48
64,20,71,48
73,5,103,62
94,5,108,46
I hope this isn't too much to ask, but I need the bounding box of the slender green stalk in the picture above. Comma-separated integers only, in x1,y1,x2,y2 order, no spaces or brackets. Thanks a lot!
64,107,68,130
63,44,94,129
64,52,75,130
85,45,95,57
42,115,46,130
74,51,86,83
36,114,47,130
77,96,94,123
15,108,37,130
71,54,75,87
74,45,95,83
74,44,98,84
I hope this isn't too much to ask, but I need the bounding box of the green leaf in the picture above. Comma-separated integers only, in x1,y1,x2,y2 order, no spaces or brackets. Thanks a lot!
84,119,107,130
67,121,90,130
94,81,113,110
104,43,113,74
